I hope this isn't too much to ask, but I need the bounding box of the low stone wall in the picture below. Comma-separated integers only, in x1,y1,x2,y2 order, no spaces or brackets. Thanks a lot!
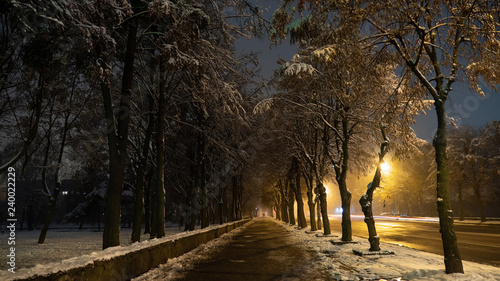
16,219,251,281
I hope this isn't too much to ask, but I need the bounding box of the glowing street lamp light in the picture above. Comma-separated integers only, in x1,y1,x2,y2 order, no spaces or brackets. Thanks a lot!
381,162,391,174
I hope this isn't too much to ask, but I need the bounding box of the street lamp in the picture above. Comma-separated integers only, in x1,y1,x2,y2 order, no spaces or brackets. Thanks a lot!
381,162,391,174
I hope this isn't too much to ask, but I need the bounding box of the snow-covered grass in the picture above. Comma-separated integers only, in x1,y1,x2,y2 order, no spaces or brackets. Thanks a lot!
1,221,250,281
0,225,184,272
275,219,500,281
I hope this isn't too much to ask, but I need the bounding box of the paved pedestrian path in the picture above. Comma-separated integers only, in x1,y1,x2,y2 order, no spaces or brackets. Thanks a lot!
175,218,330,281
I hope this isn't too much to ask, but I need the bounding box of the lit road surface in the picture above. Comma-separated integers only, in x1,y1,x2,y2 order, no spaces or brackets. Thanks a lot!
328,215,500,267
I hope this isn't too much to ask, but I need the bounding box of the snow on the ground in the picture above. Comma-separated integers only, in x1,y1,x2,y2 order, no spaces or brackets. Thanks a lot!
132,220,252,281
0,225,184,271
275,219,500,281
3,218,500,281
0,222,237,281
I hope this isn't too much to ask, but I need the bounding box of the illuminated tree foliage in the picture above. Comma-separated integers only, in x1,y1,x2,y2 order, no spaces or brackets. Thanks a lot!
271,0,500,273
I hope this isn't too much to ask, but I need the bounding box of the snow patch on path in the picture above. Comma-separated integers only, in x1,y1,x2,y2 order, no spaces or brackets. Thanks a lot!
132,220,254,281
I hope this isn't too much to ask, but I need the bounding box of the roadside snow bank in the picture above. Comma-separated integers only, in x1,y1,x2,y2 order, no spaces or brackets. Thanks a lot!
276,220,500,281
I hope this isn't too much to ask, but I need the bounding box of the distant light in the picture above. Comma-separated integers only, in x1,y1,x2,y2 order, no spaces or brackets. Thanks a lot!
61,191,68,195
381,162,391,173
335,207,343,214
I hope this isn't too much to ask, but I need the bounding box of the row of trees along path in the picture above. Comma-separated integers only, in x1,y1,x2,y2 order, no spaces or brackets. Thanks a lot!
2,1,499,277
265,0,500,275
0,0,266,250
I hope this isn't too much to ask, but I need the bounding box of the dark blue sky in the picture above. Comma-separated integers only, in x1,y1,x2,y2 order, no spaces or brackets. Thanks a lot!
413,87,500,142
236,1,500,142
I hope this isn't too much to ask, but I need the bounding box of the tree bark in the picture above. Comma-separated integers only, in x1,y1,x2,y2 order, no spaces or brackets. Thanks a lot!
295,172,307,228
316,195,322,230
317,183,331,235
102,3,139,248
338,180,352,241
200,155,209,228
144,173,152,234
288,178,296,225
230,175,243,222
101,76,124,249
472,184,486,222
334,118,352,241
457,185,464,221
434,99,464,273
152,57,166,238
219,199,224,224
237,175,243,220
359,127,389,251
304,171,317,231
38,107,71,244
306,191,317,230
131,95,154,242
279,180,289,223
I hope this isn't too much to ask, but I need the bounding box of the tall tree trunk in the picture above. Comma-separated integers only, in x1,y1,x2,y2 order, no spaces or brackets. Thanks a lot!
102,5,138,249
288,178,296,225
295,172,307,229
152,57,166,238
335,119,352,241
131,156,146,241
200,156,209,228
317,183,331,235
231,175,243,221
97,207,101,231
38,109,71,244
434,100,463,273
237,175,243,220
359,127,389,251
185,150,202,231
274,195,281,220
305,172,317,231
306,191,317,231
144,173,151,234
280,181,289,223
219,198,224,224
458,185,464,221
211,201,216,224
224,189,229,222
38,128,52,242
472,184,486,222
316,196,322,230
131,95,154,242
281,199,289,223
150,177,157,236
338,180,351,240
230,177,236,222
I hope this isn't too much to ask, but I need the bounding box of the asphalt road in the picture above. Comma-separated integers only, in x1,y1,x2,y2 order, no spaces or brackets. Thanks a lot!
175,218,331,281
328,215,500,267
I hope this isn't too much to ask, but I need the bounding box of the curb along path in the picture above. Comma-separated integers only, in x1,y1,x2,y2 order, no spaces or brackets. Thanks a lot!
135,218,331,281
